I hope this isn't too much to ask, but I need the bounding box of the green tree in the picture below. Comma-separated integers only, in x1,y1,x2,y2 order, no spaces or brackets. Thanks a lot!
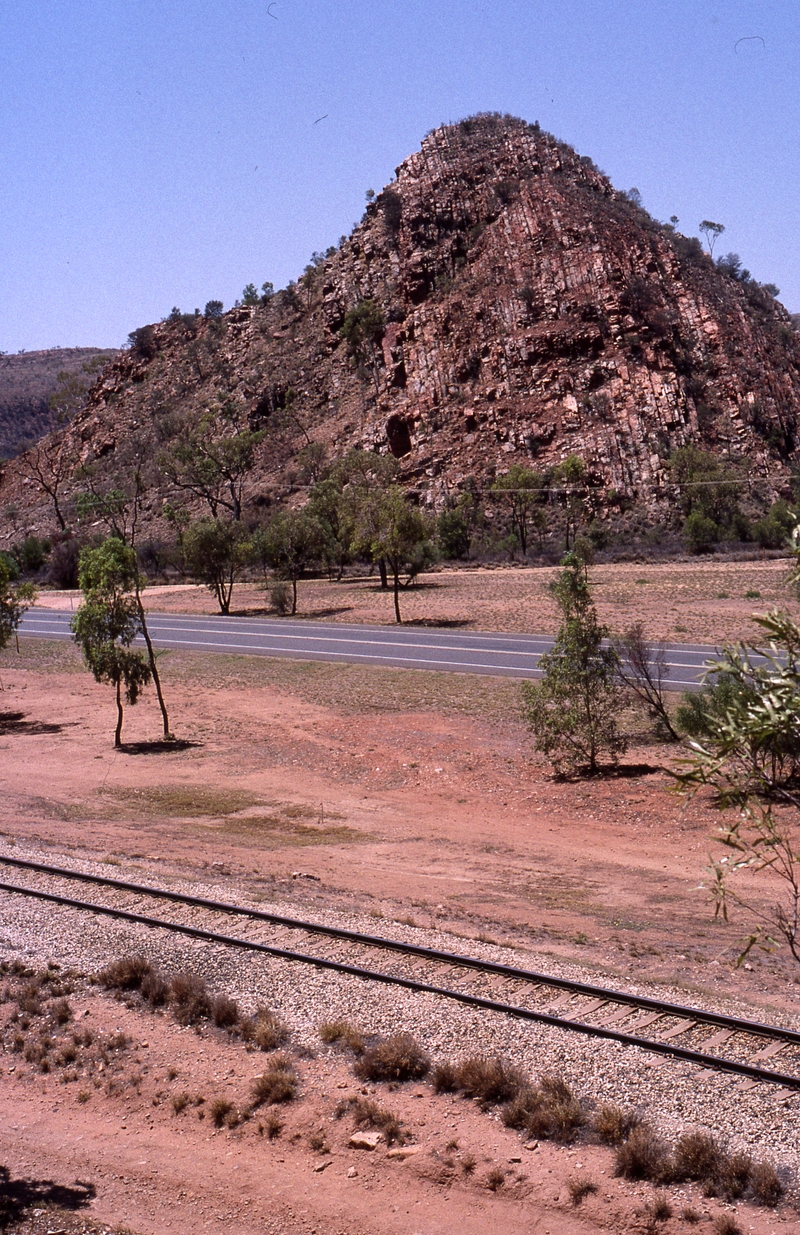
552,455,587,549
241,283,260,306
252,510,324,615
668,445,746,550
522,553,626,774
699,219,725,257
0,557,36,674
352,486,436,623
339,300,386,392
675,608,800,964
71,540,152,747
160,403,263,521
306,476,354,580
183,519,250,614
490,464,547,556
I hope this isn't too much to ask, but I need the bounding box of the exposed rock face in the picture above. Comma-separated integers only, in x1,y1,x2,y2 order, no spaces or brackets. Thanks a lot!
4,114,799,536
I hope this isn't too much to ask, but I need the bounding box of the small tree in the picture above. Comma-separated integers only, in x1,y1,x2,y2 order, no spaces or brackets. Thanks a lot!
339,300,386,392
251,510,324,615
17,438,70,531
675,608,800,964
552,455,587,549
490,464,547,556
71,540,152,747
522,553,626,774
0,558,36,679
699,219,725,257
614,622,680,742
183,519,250,614
352,486,436,623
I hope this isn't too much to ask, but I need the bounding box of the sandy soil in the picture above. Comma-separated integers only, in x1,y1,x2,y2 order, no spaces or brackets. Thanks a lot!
34,555,797,646
1,638,798,1233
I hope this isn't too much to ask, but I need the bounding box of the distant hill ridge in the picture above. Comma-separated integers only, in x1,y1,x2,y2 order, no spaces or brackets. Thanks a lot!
0,346,118,460
3,113,799,541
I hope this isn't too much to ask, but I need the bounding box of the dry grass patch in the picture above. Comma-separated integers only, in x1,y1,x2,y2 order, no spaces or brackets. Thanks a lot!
568,1175,598,1206
169,973,211,1026
318,1020,365,1055
251,1053,298,1107
335,1095,406,1146
353,1033,430,1083
242,1006,289,1051
101,784,261,817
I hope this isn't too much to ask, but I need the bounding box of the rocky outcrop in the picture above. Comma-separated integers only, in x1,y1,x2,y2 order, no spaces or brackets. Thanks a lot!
4,113,799,537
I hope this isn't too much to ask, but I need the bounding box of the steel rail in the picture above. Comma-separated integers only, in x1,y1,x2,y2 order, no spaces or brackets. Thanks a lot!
2,876,799,1088
1,853,798,1048
1,874,800,1090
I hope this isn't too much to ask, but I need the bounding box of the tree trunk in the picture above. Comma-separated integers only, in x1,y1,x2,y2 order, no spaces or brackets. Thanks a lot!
135,584,171,739
114,678,124,747
392,565,402,623
52,494,67,531
291,578,298,615
378,558,388,589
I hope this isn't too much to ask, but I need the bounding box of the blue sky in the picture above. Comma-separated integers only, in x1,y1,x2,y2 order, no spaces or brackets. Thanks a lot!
1,0,798,352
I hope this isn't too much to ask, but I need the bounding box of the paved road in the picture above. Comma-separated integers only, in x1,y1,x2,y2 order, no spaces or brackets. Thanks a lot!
20,608,721,690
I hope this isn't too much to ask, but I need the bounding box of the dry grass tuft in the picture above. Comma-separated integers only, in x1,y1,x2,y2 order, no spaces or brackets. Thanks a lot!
335,1095,406,1146
568,1175,598,1206
169,973,211,1025
353,1032,430,1083
485,1166,505,1192
649,1193,672,1221
51,997,72,1025
681,1207,701,1225
210,994,240,1029
242,1007,289,1051
614,1125,672,1183
451,1056,525,1106
318,1020,365,1055
251,1052,298,1107
99,955,152,991
171,1092,190,1115
460,1152,476,1175
712,1216,742,1235
210,1097,234,1128
592,1103,639,1145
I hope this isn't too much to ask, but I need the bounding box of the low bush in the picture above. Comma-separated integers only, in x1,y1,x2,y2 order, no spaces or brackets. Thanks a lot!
749,1159,784,1206
99,955,153,991
251,1053,298,1107
353,1032,430,1083
712,1217,742,1235
141,970,169,1007
242,1007,289,1051
211,994,239,1029
592,1103,639,1145
169,973,211,1026
614,1125,672,1182
318,1020,365,1054
335,1095,405,1146
451,1055,525,1105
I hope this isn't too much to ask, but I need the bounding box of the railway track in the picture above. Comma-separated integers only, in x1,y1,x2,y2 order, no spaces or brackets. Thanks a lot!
2,852,799,1094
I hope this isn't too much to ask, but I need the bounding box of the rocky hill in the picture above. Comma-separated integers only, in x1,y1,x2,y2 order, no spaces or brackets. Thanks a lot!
0,347,118,461
3,113,799,543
